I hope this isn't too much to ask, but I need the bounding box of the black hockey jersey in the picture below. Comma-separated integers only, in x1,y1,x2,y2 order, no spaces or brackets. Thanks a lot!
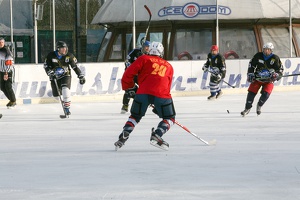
44,51,82,79
124,48,143,69
204,53,226,79
248,52,283,82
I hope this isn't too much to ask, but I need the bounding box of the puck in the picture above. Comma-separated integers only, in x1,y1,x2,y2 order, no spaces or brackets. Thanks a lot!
227,110,230,113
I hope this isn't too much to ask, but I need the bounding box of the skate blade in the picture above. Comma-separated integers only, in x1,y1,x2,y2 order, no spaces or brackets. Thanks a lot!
150,140,169,151
7,106,16,109
120,110,127,114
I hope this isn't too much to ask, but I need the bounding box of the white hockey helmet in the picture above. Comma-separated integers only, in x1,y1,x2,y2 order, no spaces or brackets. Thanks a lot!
263,42,274,50
149,42,164,57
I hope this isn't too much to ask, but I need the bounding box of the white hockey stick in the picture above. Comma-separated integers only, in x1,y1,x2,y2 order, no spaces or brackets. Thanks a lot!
174,120,217,146
149,104,216,146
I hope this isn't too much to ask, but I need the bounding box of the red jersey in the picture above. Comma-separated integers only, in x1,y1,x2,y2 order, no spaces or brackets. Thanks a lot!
121,54,173,98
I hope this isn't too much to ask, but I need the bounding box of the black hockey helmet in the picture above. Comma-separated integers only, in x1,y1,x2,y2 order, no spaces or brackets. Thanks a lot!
56,41,68,55
56,41,68,49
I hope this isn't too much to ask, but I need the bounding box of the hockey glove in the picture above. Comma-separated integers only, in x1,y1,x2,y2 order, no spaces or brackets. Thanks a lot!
78,74,86,85
247,73,255,82
124,61,131,69
215,74,222,81
126,85,138,98
47,70,55,78
270,72,280,82
211,72,222,81
202,65,209,72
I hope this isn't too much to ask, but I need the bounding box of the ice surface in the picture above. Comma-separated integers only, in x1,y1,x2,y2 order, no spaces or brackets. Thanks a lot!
1,91,300,200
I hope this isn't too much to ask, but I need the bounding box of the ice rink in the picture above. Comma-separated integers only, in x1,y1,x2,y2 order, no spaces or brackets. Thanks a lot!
1,90,300,200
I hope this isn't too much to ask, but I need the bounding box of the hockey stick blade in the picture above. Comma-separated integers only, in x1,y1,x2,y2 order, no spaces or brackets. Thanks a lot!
144,5,152,18
60,114,69,119
222,80,235,88
0,114,2,119
189,131,217,146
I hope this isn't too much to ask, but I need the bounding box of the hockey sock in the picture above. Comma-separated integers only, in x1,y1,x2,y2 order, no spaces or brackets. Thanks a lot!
62,87,71,108
209,81,220,95
258,91,270,107
155,119,174,137
245,91,256,109
123,116,138,134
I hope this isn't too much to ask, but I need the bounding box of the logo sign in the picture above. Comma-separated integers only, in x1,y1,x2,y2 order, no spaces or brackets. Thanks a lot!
158,2,231,18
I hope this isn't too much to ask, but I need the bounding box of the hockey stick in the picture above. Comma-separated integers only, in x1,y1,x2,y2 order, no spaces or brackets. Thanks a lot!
281,73,300,77
174,120,217,146
53,77,68,119
207,70,236,88
149,104,216,146
142,5,152,44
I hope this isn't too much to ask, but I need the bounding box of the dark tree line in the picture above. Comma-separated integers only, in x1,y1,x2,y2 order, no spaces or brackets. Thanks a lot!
37,0,103,32
36,0,105,62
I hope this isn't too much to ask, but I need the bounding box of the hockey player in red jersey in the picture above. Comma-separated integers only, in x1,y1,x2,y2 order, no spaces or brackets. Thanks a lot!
241,42,283,116
114,42,176,150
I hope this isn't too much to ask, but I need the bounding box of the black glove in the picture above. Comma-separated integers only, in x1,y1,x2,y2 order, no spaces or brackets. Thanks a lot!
126,85,138,98
247,73,255,82
270,72,279,82
78,74,86,85
202,65,209,72
47,70,55,78
212,72,222,81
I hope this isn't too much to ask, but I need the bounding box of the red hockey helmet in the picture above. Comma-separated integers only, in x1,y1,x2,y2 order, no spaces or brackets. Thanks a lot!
210,45,219,51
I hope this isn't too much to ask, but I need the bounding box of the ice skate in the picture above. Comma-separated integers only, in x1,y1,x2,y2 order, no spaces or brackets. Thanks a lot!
241,108,251,117
216,91,223,99
256,103,262,115
7,101,16,109
120,104,128,114
207,95,216,100
114,131,129,150
150,128,169,151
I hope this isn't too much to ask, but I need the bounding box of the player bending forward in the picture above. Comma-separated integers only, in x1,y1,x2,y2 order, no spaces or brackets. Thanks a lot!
114,42,176,151
241,42,283,116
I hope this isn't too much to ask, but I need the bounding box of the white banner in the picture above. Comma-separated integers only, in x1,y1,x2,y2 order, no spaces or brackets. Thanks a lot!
1,58,300,104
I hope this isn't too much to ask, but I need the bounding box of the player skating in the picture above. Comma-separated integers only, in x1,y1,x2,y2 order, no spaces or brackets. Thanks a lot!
114,42,176,151
202,45,227,100
241,42,283,116
44,41,85,117
121,39,150,113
